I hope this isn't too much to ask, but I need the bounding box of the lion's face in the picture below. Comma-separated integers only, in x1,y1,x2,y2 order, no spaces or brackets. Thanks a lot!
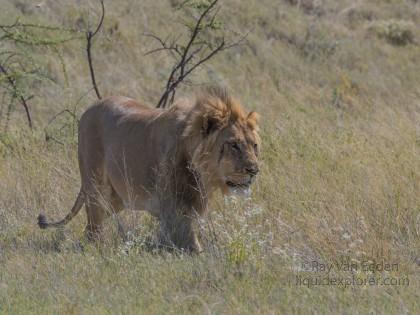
214,122,260,195
184,89,260,195
194,109,260,196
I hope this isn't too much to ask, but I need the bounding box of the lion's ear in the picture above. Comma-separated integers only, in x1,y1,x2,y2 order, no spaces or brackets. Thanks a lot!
202,114,223,136
247,111,259,130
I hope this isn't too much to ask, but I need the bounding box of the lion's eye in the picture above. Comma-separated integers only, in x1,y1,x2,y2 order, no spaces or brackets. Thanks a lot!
231,142,240,152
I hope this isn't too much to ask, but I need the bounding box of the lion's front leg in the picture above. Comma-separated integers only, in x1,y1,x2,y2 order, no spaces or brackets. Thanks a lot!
158,211,202,253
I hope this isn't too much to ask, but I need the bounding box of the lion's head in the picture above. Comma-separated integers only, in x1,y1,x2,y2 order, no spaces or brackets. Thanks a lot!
183,87,260,195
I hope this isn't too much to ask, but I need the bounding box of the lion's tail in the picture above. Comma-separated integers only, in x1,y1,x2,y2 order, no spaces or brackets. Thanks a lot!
38,190,85,229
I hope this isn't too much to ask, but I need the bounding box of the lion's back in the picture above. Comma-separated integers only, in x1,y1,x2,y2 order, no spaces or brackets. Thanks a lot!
77,96,190,201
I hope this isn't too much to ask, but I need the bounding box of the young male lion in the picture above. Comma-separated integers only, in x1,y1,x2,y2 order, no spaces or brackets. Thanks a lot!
38,87,260,252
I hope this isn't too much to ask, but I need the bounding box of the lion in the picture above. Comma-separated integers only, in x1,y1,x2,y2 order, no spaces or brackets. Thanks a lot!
37,86,260,252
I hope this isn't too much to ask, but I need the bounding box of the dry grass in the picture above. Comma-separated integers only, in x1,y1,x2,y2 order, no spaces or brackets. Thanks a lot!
0,0,419,314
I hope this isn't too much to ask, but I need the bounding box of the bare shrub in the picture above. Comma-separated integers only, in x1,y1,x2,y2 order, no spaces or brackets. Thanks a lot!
145,0,247,108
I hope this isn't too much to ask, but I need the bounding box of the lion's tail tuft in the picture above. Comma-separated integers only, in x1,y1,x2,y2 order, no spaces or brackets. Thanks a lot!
37,190,85,230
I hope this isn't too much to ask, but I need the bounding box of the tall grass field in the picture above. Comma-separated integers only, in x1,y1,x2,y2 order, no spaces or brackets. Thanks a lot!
0,0,419,314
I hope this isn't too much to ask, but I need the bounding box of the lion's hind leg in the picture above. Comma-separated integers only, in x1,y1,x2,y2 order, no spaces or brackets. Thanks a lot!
83,183,124,241
78,128,124,241
84,196,106,241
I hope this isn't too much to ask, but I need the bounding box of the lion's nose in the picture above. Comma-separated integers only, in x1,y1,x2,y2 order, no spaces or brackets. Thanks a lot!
245,165,259,176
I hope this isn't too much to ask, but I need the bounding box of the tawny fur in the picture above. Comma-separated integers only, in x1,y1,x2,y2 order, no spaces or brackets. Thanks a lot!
38,87,260,252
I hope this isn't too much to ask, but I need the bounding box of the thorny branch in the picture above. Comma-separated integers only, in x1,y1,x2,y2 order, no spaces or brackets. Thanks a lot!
0,63,33,129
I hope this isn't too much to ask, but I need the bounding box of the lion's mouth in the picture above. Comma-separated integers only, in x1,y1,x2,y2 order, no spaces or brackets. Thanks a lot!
226,180,251,188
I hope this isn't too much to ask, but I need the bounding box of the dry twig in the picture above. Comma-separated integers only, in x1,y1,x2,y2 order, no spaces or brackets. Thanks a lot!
86,0,105,100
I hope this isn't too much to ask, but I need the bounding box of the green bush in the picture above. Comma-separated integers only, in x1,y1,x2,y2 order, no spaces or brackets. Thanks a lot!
369,19,415,46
